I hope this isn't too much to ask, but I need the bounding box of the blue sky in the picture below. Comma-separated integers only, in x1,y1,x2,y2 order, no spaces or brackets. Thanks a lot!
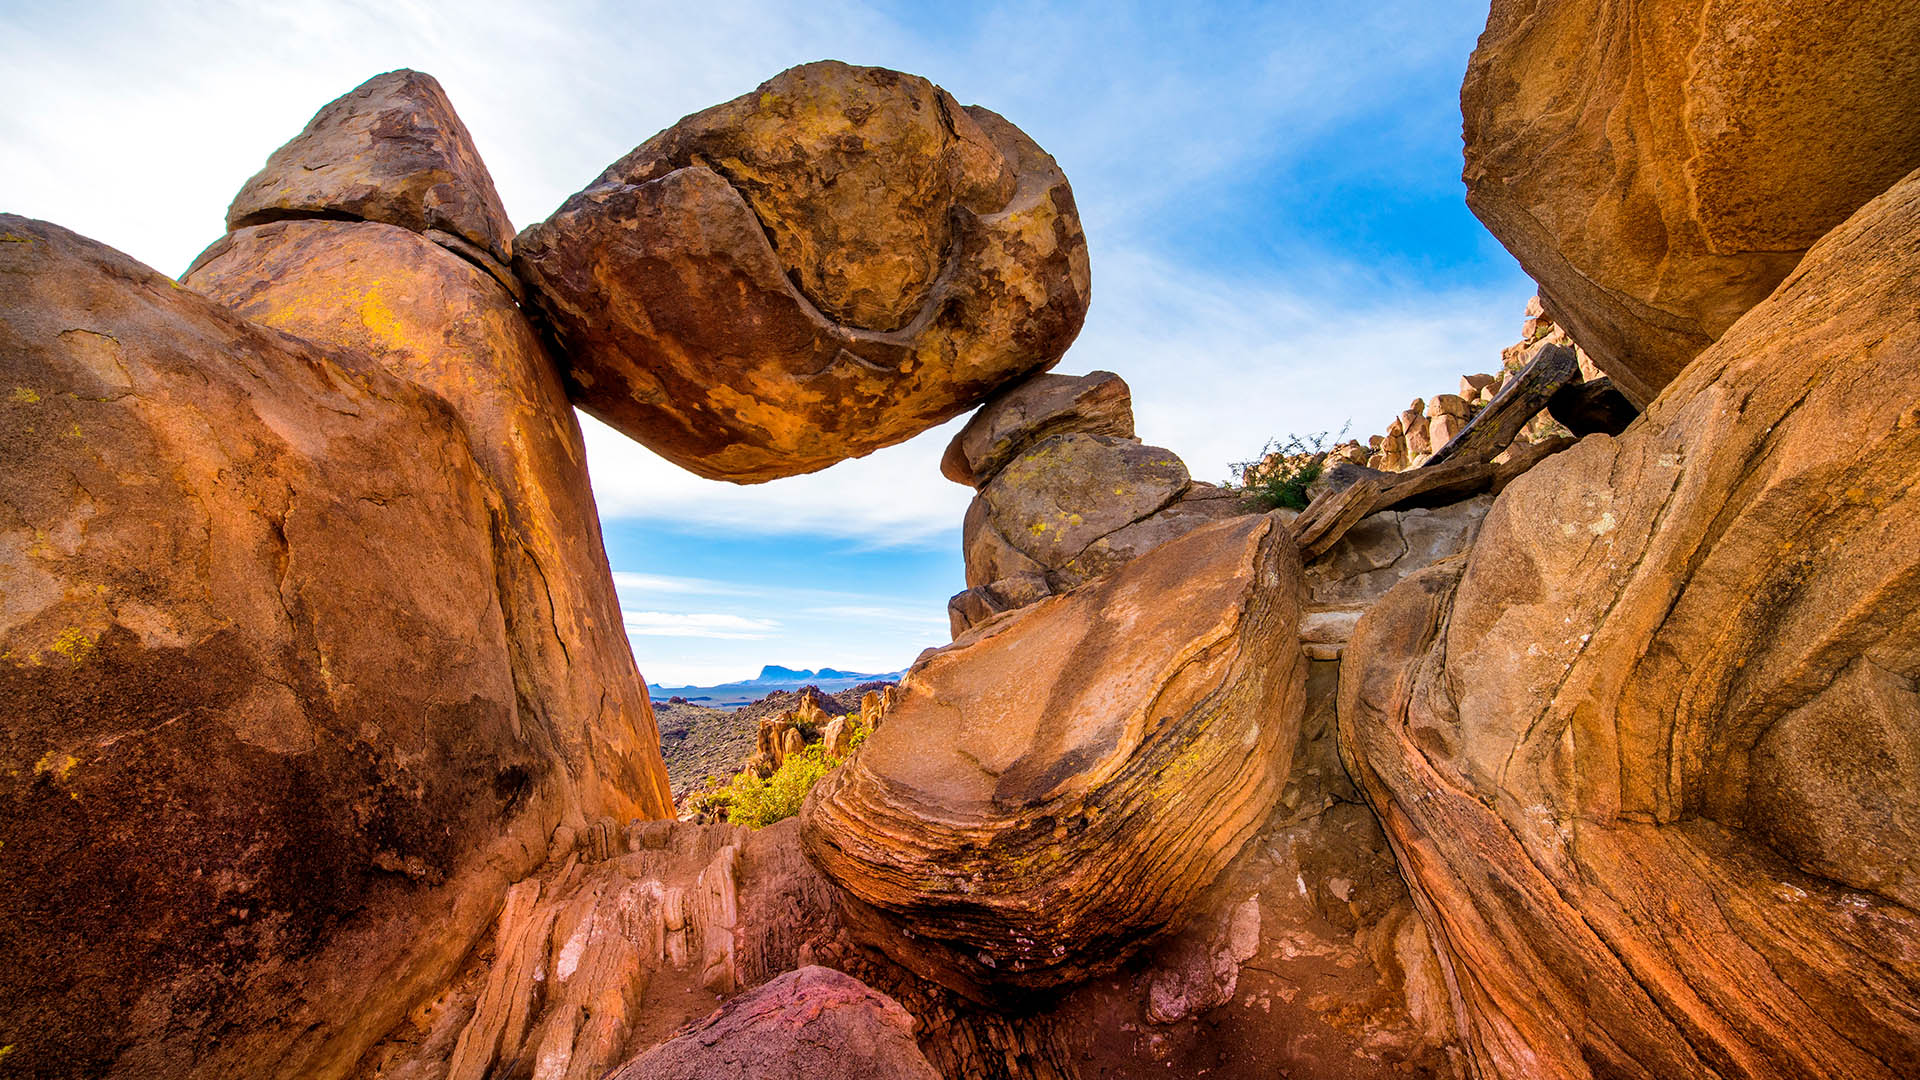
1,0,1533,685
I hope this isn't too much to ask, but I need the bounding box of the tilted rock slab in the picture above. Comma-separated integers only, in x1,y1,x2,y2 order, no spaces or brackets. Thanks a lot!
0,217,655,1080
606,966,941,1080
226,69,517,271
804,514,1305,996
1339,167,1920,1078
515,61,1091,483
1462,0,1920,404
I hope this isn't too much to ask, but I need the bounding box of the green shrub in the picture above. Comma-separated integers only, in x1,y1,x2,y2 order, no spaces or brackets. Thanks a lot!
712,744,837,829
1229,428,1347,511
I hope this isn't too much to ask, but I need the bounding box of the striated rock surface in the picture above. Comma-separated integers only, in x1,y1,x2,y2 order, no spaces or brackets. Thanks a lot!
514,61,1091,483
226,69,516,269
1462,0,1920,402
804,514,1305,996
940,370,1134,487
606,966,941,1080
1340,168,1920,1078
0,216,659,1080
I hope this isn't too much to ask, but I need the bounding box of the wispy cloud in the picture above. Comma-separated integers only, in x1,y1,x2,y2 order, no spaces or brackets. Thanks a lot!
609,571,754,597
622,611,780,640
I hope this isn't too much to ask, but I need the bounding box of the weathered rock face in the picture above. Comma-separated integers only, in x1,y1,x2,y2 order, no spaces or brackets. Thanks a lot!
514,60,1091,483
182,219,669,821
358,820,798,1079
805,514,1305,996
947,374,1251,635
606,966,941,1080
940,370,1134,487
0,216,648,1079
226,69,516,269
1339,168,1920,1078
1462,0,1920,403
984,433,1190,567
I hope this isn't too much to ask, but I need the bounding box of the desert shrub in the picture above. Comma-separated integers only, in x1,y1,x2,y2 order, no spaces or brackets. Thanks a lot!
1230,427,1347,511
713,744,837,829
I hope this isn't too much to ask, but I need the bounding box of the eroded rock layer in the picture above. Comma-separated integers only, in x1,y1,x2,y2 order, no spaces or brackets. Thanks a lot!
1339,168,1920,1078
514,61,1091,483
804,514,1305,996
1462,0,1920,402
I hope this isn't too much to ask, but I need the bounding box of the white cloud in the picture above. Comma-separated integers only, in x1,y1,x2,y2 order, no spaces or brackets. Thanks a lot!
621,611,780,639
608,571,754,597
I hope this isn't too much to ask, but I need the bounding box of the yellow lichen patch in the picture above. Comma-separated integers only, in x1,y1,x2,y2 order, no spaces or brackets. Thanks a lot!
48,626,97,663
33,750,79,782
11,386,40,404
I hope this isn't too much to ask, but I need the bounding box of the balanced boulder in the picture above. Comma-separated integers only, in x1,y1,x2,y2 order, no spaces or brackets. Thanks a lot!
804,513,1305,997
514,61,1091,483
1462,0,1920,403
1339,167,1920,1078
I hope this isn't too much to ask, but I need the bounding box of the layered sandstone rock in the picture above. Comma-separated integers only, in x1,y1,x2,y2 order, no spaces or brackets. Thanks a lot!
1462,0,1920,403
805,514,1305,996
515,61,1091,483
606,967,941,1080
226,69,517,272
0,216,658,1080
1340,168,1920,1078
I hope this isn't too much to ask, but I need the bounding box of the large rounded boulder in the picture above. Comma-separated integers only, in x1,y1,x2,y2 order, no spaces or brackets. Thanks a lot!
1462,0,1920,404
802,514,1305,997
514,61,1092,483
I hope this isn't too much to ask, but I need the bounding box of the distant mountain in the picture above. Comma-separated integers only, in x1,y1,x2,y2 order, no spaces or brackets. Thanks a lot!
649,665,903,708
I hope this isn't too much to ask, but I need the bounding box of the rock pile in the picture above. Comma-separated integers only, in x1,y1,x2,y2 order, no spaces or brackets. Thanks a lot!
942,370,1249,635
1346,298,1626,474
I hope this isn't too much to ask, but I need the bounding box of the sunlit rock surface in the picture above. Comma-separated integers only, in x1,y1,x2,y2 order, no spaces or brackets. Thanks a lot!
514,61,1092,483
1340,167,1920,1079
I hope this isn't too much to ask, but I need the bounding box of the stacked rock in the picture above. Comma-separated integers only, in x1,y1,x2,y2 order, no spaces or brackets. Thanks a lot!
940,370,1249,636
1360,295,1631,473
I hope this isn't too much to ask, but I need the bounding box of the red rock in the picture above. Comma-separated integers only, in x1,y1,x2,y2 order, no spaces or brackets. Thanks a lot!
1463,0,1920,402
0,215,656,1079
606,966,940,1080
803,514,1305,996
